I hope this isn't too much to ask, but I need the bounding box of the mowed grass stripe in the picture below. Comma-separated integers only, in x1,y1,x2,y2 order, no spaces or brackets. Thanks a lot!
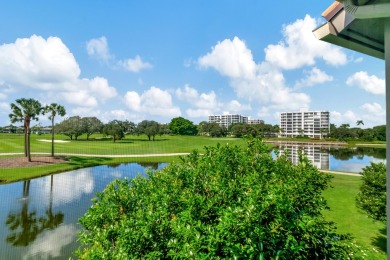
0,133,247,155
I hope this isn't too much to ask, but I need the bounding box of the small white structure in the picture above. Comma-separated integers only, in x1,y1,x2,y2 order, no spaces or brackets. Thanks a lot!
280,108,330,139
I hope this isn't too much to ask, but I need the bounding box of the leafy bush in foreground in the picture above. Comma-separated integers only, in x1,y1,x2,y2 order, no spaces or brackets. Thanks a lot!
356,162,386,222
76,139,352,259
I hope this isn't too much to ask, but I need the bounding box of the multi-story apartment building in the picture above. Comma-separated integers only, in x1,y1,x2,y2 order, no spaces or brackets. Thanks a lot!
208,114,248,129
280,108,330,139
247,119,264,125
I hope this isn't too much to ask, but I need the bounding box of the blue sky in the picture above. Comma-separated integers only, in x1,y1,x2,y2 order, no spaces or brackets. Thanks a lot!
0,1,386,128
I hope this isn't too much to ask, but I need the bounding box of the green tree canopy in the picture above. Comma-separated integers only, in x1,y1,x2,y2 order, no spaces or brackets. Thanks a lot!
102,120,126,142
56,116,83,140
137,120,160,141
198,122,226,137
76,139,352,259
356,162,386,222
373,125,386,141
81,117,103,140
231,123,257,138
169,117,197,135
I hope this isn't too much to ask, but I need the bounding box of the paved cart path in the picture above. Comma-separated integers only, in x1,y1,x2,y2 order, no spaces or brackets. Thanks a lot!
0,152,190,158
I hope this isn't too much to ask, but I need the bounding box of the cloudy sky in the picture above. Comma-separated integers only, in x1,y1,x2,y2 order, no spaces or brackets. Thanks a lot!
0,1,385,128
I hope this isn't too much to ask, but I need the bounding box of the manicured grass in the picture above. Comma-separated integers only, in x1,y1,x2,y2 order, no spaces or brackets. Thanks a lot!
0,133,247,183
0,133,247,155
323,174,387,259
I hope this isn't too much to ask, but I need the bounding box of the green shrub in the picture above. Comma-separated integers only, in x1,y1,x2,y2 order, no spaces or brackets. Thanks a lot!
76,139,352,259
356,162,386,222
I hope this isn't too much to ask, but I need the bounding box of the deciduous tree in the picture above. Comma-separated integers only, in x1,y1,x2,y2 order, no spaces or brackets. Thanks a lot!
102,120,126,142
56,116,83,140
81,117,103,140
169,117,197,135
137,120,160,141
356,162,386,222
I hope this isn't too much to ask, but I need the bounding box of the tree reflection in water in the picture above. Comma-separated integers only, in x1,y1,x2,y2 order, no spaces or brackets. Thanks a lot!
5,176,64,247
328,147,386,161
137,162,159,170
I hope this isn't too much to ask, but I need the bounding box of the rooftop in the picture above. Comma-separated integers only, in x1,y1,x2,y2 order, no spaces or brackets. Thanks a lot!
313,0,390,60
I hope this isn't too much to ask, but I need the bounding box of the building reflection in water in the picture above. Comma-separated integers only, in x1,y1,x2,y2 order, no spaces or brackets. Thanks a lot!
276,144,330,170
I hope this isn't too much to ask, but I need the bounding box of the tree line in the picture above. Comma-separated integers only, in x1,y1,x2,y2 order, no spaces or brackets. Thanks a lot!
328,123,386,142
54,116,281,141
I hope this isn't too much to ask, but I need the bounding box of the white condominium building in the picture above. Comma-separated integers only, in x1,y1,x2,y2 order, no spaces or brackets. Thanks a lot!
208,114,248,129
280,108,330,139
248,119,264,125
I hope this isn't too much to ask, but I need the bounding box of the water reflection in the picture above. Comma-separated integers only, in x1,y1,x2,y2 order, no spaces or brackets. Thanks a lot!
23,224,77,260
276,144,330,170
328,147,386,160
0,162,166,259
34,168,94,205
276,145,386,172
6,178,64,248
6,196,40,247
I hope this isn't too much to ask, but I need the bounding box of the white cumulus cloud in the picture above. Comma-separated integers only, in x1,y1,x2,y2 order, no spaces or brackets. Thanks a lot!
198,37,310,111
124,86,181,118
346,71,385,95
330,110,358,126
0,35,117,109
295,67,333,88
176,84,223,117
0,35,80,88
226,100,251,113
265,15,347,70
361,102,384,114
198,37,256,79
330,106,385,128
360,102,386,126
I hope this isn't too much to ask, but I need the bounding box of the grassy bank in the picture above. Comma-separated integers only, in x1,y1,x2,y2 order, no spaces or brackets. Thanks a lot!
323,174,386,259
0,156,180,183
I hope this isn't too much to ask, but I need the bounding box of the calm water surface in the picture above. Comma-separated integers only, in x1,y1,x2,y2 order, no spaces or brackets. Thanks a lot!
275,145,386,172
0,162,166,260
0,146,386,259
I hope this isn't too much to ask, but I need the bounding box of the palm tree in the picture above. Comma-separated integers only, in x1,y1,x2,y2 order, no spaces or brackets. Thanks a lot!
43,103,66,157
9,98,42,162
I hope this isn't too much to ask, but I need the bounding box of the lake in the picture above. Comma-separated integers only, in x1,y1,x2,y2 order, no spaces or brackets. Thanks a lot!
0,146,386,259
0,162,167,260
274,144,386,172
